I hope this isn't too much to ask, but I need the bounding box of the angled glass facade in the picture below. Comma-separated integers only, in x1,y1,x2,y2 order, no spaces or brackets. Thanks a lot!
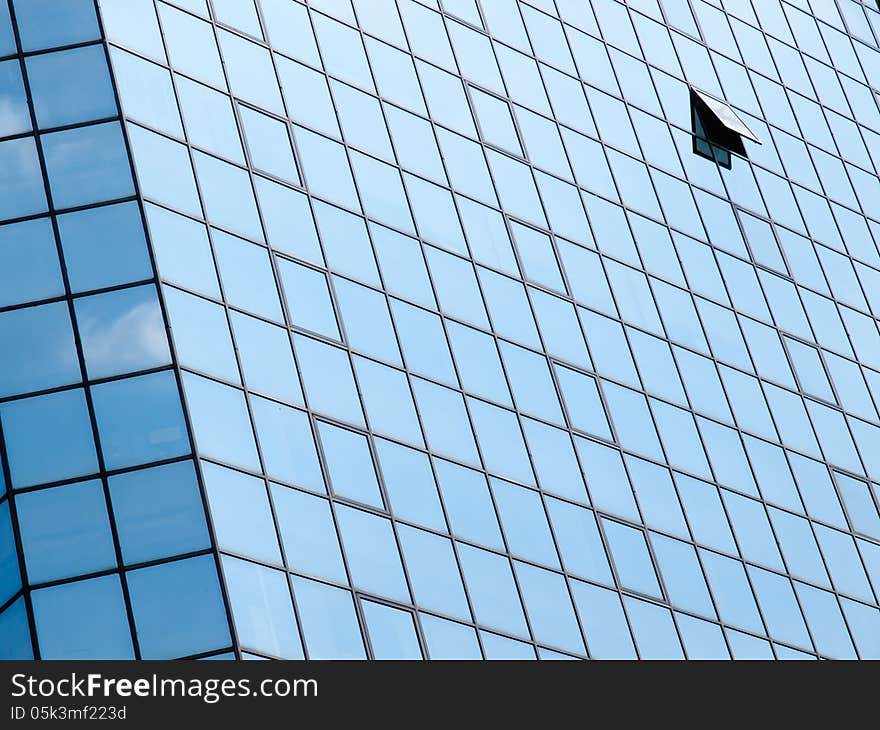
3,0,880,660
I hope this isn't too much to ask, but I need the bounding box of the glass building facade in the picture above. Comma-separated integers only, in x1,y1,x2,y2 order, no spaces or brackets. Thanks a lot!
2,0,880,660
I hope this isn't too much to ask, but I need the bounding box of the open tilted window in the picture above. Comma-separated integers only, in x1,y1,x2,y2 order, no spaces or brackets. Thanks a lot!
690,87,761,168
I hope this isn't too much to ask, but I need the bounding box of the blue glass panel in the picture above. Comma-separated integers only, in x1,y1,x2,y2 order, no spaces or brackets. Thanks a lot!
109,461,209,565
92,371,189,470
0,218,62,308
336,505,410,602
0,302,79,398
221,555,303,659
13,0,100,51
128,555,230,659
292,577,366,660
0,598,32,659
203,462,281,565
0,501,21,604
75,285,171,379
1,389,98,488
362,601,422,660
41,122,134,209
182,374,260,471
0,137,47,221
0,60,30,136
26,45,116,128
32,575,134,659
250,396,324,491
58,201,152,293
18,479,115,583
271,485,346,583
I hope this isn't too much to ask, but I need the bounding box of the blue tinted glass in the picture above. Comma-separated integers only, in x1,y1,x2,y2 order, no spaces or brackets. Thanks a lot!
75,285,171,379
1,389,98,488
58,201,152,293
294,335,365,427
362,601,422,660
26,45,116,128
92,371,189,470
203,462,281,565
109,461,210,564
32,575,134,659
336,505,409,602
318,422,383,508
222,556,303,658
397,524,471,620
278,259,340,340
271,485,346,583
14,0,100,51
0,502,20,604
182,373,260,471
0,598,32,660
213,231,282,321
0,217,62,308
250,397,324,491
0,137,47,221
0,60,30,136
128,555,230,659
0,302,79,398
375,439,445,531
18,479,115,583
41,122,134,209
420,613,481,660
146,204,220,297
292,577,366,660
127,125,200,216
164,287,239,383
193,153,263,241
231,311,302,404
458,543,528,638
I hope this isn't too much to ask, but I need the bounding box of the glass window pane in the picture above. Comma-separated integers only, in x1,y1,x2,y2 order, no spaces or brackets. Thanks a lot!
0,218,63,308
0,302,79,398
14,0,100,51
0,60,31,136
127,555,230,659
203,462,281,565
18,479,115,583
292,577,366,660
109,460,210,565
92,371,189,470
58,201,152,293
26,44,116,128
0,137,48,221
75,285,171,379
221,556,303,658
1,389,98,488
41,122,134,209
362,600,422,660
182,373,260,471
317,421,383,508
336,505,409,603
271,485,346,583
32,575,134,659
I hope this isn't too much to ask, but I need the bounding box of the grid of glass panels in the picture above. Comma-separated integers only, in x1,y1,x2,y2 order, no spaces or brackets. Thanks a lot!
0,0,233,660
85,0,880,659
